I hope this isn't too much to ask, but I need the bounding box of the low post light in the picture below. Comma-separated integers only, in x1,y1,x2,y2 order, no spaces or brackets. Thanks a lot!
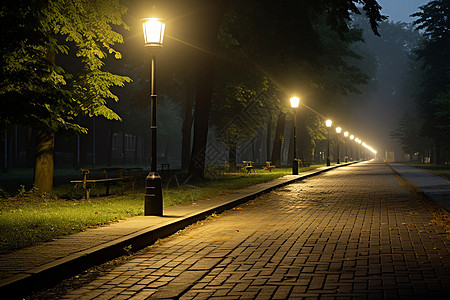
141,17,165,216
326,119,332,166
290,97,300,175
336,127,342,164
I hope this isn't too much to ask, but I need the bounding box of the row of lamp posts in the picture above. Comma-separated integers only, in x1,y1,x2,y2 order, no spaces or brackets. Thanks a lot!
289,97,373,175
141,17,376,214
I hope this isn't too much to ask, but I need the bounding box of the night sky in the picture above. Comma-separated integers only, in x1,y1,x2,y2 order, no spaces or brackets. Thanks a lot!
377,0,429,22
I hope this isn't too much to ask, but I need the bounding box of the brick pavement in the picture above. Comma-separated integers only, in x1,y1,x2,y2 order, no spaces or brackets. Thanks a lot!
50,162,450,299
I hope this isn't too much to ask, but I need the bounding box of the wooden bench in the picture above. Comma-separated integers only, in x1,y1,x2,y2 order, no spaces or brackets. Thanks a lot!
242,161,254,173
263,161,276,172
123,167,143,189
70,168,127,200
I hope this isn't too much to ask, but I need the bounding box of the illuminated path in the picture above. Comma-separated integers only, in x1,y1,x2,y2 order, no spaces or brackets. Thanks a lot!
54,162,450,299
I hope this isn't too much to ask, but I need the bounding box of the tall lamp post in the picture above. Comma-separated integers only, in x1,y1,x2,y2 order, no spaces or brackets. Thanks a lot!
358,139,362,160
141,18,165,216
326,119,332,166
344,131,349,162
355,138,360,160
290,97,300,175
350,135,354,161
336,127,341,164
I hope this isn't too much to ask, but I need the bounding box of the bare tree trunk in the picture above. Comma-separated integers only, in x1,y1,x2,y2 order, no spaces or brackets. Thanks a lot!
181,77,195,170
188,0,228,178
266,116,272,161
228,146,237,172
271,112,286,166
189,58,214,178
33,130,54,193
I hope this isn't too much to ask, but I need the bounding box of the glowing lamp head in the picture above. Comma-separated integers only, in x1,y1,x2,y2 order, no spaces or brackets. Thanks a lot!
344,131,349,137
325,119,332,128
336,127,342,134
290,97,300,108
141,18,165,48
350,135,354,140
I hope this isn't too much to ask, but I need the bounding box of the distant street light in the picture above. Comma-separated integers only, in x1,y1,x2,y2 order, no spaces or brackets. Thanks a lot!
344,131,349,162
290,97,300,175
336,127,342,164
350,135,354,161
326,119,332,166
141,18,165,216
358,139,362,160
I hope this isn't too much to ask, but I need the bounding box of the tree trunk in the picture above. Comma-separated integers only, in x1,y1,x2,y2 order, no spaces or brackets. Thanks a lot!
271,112,286,166
228,146,237,172
189,58,214,178
33,130,54,194
188,0,228,178
181,77,195,170
266,115,272,161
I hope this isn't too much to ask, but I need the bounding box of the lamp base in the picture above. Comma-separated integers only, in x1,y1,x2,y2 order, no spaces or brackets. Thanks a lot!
292,160,299,175
144,172,163,216
327,158,331,166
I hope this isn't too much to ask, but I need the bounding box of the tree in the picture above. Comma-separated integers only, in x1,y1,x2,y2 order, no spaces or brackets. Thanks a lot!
412,0,450,163
390,111,431,161
135,0,386,178
0,0,131,192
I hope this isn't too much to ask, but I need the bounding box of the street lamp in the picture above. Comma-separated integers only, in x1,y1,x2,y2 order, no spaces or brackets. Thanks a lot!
336,127,342,164
350,135,354,161
290,97,300,175
344,131,349,162
141,18,165,216
358,139,362,160
325,119,332,166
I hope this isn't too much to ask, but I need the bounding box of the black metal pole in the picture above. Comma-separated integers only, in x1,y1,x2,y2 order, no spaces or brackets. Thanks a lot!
336,133,340,164
345,140,348,163
292,109,298,175
326,130,330,166
145,54,163,216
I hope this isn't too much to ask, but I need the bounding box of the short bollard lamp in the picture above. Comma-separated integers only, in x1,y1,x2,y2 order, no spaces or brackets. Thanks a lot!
141,18,165,216
325,119,332,166
336,127,341,164
290,97,300,175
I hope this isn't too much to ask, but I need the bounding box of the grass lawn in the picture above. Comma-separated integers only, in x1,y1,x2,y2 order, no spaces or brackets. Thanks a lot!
0,166,322,254
406,163,450,180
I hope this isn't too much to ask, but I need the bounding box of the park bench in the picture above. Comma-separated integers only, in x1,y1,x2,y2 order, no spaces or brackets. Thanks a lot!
122,167,143,189
70,168,135,200
242,161,254,173
263,161,276,172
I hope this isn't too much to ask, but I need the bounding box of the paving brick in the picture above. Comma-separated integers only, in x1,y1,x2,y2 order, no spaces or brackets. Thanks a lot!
41,163,450,299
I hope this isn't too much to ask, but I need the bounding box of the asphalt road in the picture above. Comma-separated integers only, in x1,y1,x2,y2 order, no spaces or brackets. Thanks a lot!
38,162,450,299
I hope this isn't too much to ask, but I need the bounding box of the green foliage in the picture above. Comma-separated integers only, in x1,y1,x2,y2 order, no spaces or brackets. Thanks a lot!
1,166,325,253
390,111,431,157
0,0,131,133
412,0,450,162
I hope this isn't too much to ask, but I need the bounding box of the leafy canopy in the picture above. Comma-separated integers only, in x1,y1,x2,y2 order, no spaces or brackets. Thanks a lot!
0,0,131,133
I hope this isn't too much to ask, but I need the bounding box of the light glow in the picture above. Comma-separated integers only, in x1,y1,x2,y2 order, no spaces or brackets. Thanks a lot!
290,97,300,108
141,18,165,47
326,119,332,128
336,127,342,134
